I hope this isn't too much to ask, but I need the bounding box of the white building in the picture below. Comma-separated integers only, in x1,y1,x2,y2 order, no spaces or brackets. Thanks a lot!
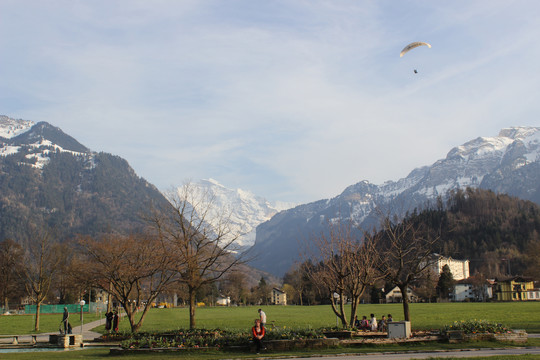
452,283,474,302
216,296,231,306
272,288,287,305
451,279,494,302
431,254,470,280
385,286,419,303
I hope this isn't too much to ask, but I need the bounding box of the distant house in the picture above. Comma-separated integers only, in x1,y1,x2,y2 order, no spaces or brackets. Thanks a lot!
272,288,287,305
216,296,231,306
495,276,539,301
430,254,470,280
385,286,419,303
452,281,474,302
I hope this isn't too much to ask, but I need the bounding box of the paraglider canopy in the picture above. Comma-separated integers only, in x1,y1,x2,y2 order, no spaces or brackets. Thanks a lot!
400,42,431,57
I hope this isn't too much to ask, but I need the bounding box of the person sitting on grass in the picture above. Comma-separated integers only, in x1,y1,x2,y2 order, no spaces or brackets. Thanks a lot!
378,315,387,332
360,316,370,331
252,319,266,353
354,315,361,329
370,313,378,331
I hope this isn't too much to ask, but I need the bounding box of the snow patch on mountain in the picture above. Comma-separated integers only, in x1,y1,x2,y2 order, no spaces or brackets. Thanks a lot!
0,115,34,139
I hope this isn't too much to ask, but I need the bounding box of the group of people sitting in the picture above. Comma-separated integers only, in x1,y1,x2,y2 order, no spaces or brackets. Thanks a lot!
354,313,393,332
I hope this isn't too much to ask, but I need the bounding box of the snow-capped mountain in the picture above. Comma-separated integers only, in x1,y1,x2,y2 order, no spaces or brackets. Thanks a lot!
0,115,169,242
0,115,34,139
251,127,540,276
189,179,295,249
0,116,91,168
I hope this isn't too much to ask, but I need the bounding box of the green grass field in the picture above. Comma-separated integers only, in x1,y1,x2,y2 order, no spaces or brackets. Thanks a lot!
88,302,540,334
0,313,103,335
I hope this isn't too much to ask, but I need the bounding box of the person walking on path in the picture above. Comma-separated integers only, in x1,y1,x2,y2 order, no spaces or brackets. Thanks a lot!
258,308,266,327
251,319,266,354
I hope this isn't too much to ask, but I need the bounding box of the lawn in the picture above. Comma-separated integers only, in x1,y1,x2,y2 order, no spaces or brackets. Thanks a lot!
0,312,103,335
89,302,540,334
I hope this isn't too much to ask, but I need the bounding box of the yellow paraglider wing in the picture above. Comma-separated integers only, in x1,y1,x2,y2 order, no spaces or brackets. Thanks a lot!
400,42,431,57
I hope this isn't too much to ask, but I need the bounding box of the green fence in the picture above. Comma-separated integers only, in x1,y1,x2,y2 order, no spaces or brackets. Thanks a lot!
25,303,89,314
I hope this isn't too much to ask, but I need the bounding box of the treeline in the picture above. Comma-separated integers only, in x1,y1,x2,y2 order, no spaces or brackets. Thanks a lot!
418,188,540,277
0,150,169,242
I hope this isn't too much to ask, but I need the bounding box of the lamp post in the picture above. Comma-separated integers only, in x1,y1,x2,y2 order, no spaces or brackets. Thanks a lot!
79,300,85,335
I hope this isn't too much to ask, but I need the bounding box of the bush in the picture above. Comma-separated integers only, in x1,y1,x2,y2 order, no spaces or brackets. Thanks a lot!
121,327,326,349
442,320,509,334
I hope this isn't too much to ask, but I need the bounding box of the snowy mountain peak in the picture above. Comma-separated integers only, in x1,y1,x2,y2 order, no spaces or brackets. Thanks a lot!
0,115,34,139
0,116,92,169
499,126,540,140
189,179,296,249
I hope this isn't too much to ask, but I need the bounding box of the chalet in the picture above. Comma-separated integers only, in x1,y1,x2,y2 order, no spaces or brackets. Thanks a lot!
495,276,540,301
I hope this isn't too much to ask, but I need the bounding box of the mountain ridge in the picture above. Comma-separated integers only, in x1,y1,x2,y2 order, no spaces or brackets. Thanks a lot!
250,126,540,276
0,115,169,242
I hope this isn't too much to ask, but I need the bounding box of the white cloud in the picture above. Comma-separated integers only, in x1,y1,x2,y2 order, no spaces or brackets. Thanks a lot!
2,0,540,202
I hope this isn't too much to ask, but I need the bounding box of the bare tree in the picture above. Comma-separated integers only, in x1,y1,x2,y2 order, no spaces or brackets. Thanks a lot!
370,215,439,322
305,219,381,328
146,182,246,328
0,239,24,311
53,243,81,304
220,271,247,305
19,228,61,331
283,265,305,305
78,232,177,333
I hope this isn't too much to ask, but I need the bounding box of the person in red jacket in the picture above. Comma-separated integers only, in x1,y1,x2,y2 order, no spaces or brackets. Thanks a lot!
251,319,266,353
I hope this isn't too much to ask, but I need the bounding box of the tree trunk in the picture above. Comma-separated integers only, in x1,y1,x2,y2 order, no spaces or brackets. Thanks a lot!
34,302,41,331
189,287,196,329
329,293,347,328
339,293,348,328
107,283,112,313
122,301,138,333
349,297,359,327
399,284,411,321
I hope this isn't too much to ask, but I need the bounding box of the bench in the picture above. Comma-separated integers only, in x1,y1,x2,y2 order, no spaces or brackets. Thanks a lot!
0,335,38,344
0,335,19,344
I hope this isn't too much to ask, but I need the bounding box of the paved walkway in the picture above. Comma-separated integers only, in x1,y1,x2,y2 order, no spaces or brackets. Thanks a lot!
0,317,106,345
278,347,540,360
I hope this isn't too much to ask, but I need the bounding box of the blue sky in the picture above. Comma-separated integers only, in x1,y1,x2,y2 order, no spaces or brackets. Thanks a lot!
2,1,540,203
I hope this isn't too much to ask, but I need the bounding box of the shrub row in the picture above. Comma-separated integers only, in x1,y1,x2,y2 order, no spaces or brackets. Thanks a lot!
120,327,326,349
441,320,510,334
